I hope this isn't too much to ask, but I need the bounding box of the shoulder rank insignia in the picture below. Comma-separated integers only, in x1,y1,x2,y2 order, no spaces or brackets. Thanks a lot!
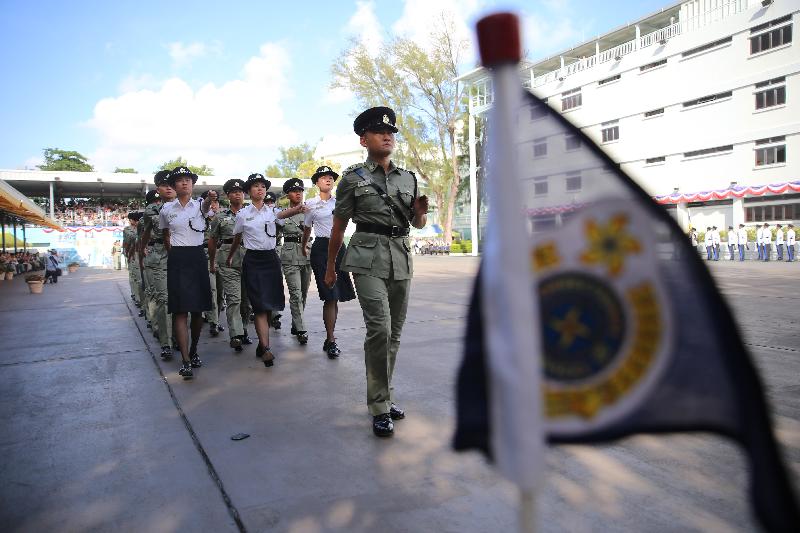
344,162,366,174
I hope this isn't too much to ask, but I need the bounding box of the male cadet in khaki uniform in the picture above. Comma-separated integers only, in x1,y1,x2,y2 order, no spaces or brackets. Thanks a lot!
123,211,144,314
208,179,253,351
326,106,428,437
139,171,176,359
201,190,225,336
265,190,283,330
280,178,311,345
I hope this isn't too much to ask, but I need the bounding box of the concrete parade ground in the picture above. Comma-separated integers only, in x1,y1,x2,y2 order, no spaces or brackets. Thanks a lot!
0,256,798,532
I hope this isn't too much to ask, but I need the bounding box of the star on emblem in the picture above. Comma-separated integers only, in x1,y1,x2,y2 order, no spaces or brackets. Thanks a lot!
580,214,641,277
531,241,560,272
549,307,590,349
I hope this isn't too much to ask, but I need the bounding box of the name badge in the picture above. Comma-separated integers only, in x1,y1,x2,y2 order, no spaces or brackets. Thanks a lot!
246,216,255,221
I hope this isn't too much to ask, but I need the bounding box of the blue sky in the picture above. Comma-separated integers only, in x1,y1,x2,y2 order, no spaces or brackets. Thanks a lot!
0,0,669,176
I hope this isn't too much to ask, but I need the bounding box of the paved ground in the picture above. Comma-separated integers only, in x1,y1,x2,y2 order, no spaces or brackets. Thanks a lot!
0,257,797,532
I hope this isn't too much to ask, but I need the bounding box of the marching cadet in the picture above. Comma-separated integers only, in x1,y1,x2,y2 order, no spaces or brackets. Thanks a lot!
704,227,713,260
208,178,253,352
227,173,286,367
326,106,429,437
756,224,765,260
200,190,224,337
726,226,736,260
786,224,796,262
160,166,216,379
140,173,177,359
301,166,356,358
123,211,144,312
776,224,785,261
265,190,283,330
136,207,153,326
762,223,772,261
737,223,748,261
277,178,312,345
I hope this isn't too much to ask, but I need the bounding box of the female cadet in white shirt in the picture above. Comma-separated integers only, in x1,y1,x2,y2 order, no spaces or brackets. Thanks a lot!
226,174,286,366
159,166,216,379
297,166,355,359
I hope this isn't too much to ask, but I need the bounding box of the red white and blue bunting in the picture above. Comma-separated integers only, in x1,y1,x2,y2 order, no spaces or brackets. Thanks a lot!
654,180,800,205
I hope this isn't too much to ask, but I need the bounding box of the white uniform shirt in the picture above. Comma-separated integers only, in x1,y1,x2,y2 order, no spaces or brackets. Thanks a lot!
787,229,796,246
303,196,336,238
763,228,772,244
704,232,713,246
737,228,748,245
233,202,285,250
726,231,736,246
159,198,208,247
776,228,784,244
756,227,764,245
712,230,721,245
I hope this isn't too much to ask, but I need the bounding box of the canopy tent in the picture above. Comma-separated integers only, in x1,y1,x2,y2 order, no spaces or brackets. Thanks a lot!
0,178,61,230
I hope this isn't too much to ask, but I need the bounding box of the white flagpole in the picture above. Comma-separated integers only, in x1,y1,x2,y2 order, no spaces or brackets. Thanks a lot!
476,13,544,533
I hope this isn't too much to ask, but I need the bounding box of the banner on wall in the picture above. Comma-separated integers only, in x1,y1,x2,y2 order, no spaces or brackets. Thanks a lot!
24,226,125,267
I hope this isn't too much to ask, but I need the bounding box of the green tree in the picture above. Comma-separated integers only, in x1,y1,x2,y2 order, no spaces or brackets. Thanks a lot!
158,156,213,176
114,167,136,173
265,143,315,182
38,148,94,172
331,14,468,244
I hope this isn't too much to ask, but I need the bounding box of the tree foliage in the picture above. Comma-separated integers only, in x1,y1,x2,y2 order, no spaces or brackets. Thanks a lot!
158,156,213,176
38,148,94,172
331,13,468,243
265,143,341,200
114,167,136,173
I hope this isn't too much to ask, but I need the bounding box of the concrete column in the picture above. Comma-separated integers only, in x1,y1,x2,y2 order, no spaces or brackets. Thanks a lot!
675,202,690,231
468,92,479,256
595,41,600,62
560,56,565,70
49,181,55,220
731,197,745,227
635,25,641,50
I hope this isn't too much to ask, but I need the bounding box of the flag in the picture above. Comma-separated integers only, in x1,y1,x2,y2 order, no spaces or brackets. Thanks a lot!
453,85,799,532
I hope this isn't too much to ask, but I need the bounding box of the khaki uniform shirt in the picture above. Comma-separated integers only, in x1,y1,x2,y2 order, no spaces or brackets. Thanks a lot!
123,226,136,254
333,159,417,280
141,202,167,263
280,211,310,266
209,208,245,268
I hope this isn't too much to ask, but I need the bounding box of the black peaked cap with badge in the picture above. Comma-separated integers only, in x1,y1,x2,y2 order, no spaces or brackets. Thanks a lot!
245,173,271,192
167,166,198,186
223,178,246,195
282,178,305,194
353,106,398,135
145,190,160,204
311,166,339,184
128,211,143,221
154,170,171,186
265,191,277,203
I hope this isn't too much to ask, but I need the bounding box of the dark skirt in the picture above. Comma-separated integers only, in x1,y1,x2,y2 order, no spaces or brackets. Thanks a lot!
167,246,212,313
310,237,356,302
243,249,285,312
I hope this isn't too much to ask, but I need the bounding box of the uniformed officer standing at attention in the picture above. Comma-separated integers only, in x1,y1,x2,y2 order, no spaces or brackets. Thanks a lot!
160,166,216,379
140,172,177,359
325,106,428,437
704,227,713,260
775,224,785,261
756,224,765,260
762,223,772,261
787,224,796,262
726,226,736,261
208,179,253,351
737,223,748,261
123,211,144,312
277,178,312,345
200,190,224,337
265,190,283,331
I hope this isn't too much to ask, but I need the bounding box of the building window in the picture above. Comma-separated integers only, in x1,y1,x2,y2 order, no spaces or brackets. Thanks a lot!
565,172,582,191
746,203,797,222
683,91,732,108
682,36,732,57
684,145,733,158
601,120,619,143
533,138,547,158
750,15,793,54
598,74,621,86
645,156,666,164
561,88,582,111
755,77,786,110
533,177,548,196
644,108,664,118
531,215,556,232
530,104,548,121
565,134,580,151
755,137,786,166
640,59,667,72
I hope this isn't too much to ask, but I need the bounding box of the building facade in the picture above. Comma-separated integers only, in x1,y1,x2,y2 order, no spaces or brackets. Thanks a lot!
458,0,798,252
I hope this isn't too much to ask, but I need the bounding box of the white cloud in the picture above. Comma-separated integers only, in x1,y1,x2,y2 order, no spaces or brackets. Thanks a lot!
346,1,383,51
521,12,582,60
167,40,222,66
87,42,297,176
393,0,481,53
323,85,354,105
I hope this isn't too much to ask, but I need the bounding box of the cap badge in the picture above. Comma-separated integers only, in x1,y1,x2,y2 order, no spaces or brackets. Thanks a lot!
382,114,390,124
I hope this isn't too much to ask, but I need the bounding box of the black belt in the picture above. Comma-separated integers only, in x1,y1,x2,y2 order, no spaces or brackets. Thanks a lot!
221,238,234,245
356,223,409,238
147,239,163,246
283,235,302,243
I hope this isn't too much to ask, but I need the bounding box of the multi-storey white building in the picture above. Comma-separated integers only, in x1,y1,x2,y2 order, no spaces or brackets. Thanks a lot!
458,0,798,252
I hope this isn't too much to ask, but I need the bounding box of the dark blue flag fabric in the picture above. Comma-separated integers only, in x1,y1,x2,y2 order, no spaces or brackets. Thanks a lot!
453,90,798,532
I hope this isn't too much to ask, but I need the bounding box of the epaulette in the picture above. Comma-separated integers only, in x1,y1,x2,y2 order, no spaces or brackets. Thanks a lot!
343,162,366,174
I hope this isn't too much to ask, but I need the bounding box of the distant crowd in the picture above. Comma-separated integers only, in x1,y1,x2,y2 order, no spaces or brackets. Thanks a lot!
688,223,797,262
1,251,45,274
35,199,144,227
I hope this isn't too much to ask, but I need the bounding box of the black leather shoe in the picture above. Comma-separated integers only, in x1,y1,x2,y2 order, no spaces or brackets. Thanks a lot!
240,331,253,345
230,337,243,352
218,324,225,332
160,346,173,360
249,313,255,322
372,414,394,437
138,309,145,317
146,321,152,329
271,314,282,330
290,325,298,335
209,324,219,337
322,339,330,352
179,363,193,379
255,344,264,358
327,341,341,359
190,354,203,368
297,332,308,345
389,404,405,420
263,348,274,367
